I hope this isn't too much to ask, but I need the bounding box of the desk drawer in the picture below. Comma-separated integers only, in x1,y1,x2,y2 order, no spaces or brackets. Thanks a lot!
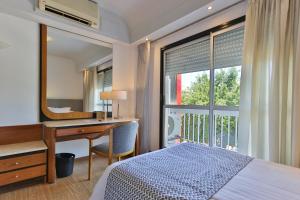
0,165,46,187
56,125,113,137
0,152,46,173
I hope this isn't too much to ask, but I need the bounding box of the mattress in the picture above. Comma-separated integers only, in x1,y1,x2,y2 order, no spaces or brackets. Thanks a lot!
90,146,300,200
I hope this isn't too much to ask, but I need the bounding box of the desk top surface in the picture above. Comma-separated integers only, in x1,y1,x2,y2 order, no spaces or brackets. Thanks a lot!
43,118,138,128
0,140,47,157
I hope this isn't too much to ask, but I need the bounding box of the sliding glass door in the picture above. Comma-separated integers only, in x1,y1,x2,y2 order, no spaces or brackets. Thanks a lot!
162,23,244,150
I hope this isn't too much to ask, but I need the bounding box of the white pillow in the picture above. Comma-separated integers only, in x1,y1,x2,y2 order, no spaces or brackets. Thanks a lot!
48,107,72,113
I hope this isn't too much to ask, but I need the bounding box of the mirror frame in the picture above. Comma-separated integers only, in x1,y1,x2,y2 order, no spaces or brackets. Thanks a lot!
40,24,93,121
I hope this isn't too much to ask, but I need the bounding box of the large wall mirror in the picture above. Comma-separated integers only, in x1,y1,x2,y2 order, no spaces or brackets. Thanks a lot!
40,24,113,121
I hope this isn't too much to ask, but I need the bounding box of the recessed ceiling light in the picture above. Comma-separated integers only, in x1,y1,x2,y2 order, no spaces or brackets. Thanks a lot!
208,6,212,10
146,37,149,41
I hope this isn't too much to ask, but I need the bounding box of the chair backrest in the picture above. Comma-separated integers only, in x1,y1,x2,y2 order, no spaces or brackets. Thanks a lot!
113,121,139,155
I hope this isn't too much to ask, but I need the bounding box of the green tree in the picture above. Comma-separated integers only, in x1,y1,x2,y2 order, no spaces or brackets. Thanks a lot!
182,67,240,106
214,68,240,106
182,73,210,105
181,67,240,148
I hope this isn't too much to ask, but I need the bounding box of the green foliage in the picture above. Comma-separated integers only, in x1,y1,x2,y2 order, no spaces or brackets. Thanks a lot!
214,68,240,106
182,73,210,105
181,67,240,106
180,67,240,148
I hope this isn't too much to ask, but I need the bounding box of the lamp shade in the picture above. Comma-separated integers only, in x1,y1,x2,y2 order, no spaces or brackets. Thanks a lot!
100,90,127,100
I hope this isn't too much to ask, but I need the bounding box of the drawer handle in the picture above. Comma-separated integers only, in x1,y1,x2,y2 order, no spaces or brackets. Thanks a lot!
15,162,19,165
15,175,19,178
78,129,84,133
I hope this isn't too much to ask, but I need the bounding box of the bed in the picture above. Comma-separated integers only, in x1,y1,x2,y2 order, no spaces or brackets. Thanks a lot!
47,99,83,112
90,143,300,200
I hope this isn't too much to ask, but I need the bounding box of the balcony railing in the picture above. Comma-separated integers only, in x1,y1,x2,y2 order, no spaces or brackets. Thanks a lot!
213,110,239,150
164,107,239,150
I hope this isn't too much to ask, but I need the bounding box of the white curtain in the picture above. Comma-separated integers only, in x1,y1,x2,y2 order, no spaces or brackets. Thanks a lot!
136,41,151,153
238,0,300,167
83,67,97,112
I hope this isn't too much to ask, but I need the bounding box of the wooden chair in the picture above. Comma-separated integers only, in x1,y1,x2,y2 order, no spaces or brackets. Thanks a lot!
87,121,139,180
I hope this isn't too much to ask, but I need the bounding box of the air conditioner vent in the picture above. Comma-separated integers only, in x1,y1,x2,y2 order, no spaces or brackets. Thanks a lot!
45,6,90,26
39,0,99,29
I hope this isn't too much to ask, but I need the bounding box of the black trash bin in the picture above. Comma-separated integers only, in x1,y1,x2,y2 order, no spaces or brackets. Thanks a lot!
56,153,75,178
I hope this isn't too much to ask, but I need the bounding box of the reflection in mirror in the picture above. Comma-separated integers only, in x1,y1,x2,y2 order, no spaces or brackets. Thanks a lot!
46,27,113,114
95,61,113,113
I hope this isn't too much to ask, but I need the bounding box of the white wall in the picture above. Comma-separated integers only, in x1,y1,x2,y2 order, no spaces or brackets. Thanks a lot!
112,43,137,118
0,12,138,158
47,55,83,99
56,43,138,158
56,44,139,158
55,136,109,158
149,2,247,151
0,12,39,126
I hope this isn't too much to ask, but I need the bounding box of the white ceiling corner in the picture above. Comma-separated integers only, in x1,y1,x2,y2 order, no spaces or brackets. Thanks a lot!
97,0,243,43
97,0,214,42
0,0,244,45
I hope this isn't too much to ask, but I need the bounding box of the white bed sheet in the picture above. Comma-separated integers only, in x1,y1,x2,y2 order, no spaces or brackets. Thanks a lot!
212,159,300,200
90,158,300,200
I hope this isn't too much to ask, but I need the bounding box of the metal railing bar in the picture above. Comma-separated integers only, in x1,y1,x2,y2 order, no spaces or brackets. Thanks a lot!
203,116,206,144
213,110,239,116
213,106,239,111
164,105,238,112
192,114,195,142
197,114,200,143
183,114,186,140
235,116,238,147
221,116,224,148
187,114,190,141
164,105,210,110
214,115,217,146
169,109,209,115
165,107,239,149
227,116,230,147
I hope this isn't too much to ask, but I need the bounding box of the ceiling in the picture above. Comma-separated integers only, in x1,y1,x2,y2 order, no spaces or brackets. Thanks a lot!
0,0,243,43
47,27,112,67
97,0,214,42
0,0,244,44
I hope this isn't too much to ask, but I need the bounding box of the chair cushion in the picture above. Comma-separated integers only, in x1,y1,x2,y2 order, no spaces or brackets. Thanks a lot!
93,142,109,153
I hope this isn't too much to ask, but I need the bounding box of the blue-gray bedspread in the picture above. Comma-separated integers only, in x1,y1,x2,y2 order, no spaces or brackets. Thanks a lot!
104,142,253,200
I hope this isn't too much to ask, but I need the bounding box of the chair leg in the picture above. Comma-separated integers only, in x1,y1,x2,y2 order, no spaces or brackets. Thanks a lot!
108,129,113,165
88,140,92,181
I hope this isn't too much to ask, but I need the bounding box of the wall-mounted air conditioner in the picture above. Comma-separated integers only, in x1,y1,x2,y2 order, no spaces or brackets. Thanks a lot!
38,0,99,29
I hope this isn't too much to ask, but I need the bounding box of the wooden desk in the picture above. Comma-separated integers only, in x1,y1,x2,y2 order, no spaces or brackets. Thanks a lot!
43,118,139,183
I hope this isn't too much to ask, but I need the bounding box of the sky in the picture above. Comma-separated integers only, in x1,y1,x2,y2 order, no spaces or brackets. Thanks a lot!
181,71,209,90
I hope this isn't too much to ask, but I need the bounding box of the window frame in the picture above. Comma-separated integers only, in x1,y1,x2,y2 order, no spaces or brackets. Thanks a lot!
159,16,245,149
96,65,113,112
